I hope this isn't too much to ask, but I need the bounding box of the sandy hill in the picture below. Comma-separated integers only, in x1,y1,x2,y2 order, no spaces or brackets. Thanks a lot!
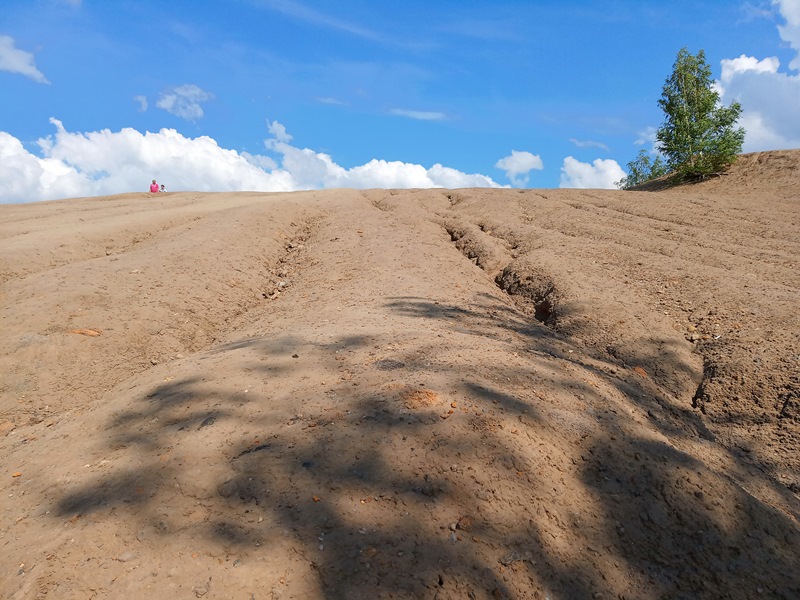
1,150,798,599
632,149,800,193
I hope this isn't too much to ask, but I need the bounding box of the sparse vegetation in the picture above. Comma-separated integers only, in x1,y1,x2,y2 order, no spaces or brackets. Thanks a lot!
616,149,669,189
619,48,745,189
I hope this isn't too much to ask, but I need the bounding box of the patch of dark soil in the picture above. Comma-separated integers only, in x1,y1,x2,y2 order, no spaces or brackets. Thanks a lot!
373,359,406,371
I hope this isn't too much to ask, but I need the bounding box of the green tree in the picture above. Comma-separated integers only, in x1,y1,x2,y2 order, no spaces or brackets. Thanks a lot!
656,48,745,179
616,149,668,189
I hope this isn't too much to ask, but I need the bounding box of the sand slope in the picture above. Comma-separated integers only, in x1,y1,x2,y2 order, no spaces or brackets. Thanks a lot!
1,152,798,599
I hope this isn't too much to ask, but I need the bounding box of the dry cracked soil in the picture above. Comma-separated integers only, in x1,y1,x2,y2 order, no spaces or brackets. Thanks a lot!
1,150,798,599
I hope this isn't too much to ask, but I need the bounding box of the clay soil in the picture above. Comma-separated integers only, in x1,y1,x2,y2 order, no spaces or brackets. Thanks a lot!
1,150,798,599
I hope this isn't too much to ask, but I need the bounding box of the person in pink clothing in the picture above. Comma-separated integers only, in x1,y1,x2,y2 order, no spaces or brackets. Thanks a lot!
149,179,159,193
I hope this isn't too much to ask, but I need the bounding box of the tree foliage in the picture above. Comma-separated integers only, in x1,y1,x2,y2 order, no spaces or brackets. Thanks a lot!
656,48,745,180
619,48,746,189
616,149,668,189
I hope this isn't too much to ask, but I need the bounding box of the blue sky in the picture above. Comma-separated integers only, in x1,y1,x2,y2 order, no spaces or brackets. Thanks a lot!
1,0,799,202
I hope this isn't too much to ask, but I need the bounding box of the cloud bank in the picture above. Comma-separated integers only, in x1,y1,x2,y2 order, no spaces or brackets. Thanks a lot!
0,119,503,203
716,53,800,151
714,1,800,151
0,35,49,84
774,0,800,70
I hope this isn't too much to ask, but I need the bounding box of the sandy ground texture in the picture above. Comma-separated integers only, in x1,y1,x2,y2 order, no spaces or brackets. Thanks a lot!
1,150,798,599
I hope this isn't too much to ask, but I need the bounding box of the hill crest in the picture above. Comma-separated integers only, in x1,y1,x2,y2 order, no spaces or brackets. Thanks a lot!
631,148,800,192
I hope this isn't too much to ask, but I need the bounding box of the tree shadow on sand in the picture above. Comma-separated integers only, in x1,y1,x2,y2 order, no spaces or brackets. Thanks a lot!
53,295,800,598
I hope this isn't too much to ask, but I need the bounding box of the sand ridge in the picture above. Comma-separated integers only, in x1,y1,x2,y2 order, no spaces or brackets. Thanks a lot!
1,153,799,599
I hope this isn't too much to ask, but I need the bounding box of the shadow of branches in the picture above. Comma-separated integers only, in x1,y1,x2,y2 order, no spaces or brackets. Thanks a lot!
51,294,800,599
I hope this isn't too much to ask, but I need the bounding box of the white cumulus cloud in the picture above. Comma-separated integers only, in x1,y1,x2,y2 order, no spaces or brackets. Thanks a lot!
0,119,503,203
717,53,800,151
713,2,800,151
156,84,214,121
0,131,86,201
264,120,502,189
559,156,626,189
774,0,800,70
721,54,780,80
426,164,500,188
0,35,49,84
495,150,544,187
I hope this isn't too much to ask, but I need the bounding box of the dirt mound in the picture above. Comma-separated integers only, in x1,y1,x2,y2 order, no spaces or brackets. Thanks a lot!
1,183,798,599
700,149,800,193
632,149,800,193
